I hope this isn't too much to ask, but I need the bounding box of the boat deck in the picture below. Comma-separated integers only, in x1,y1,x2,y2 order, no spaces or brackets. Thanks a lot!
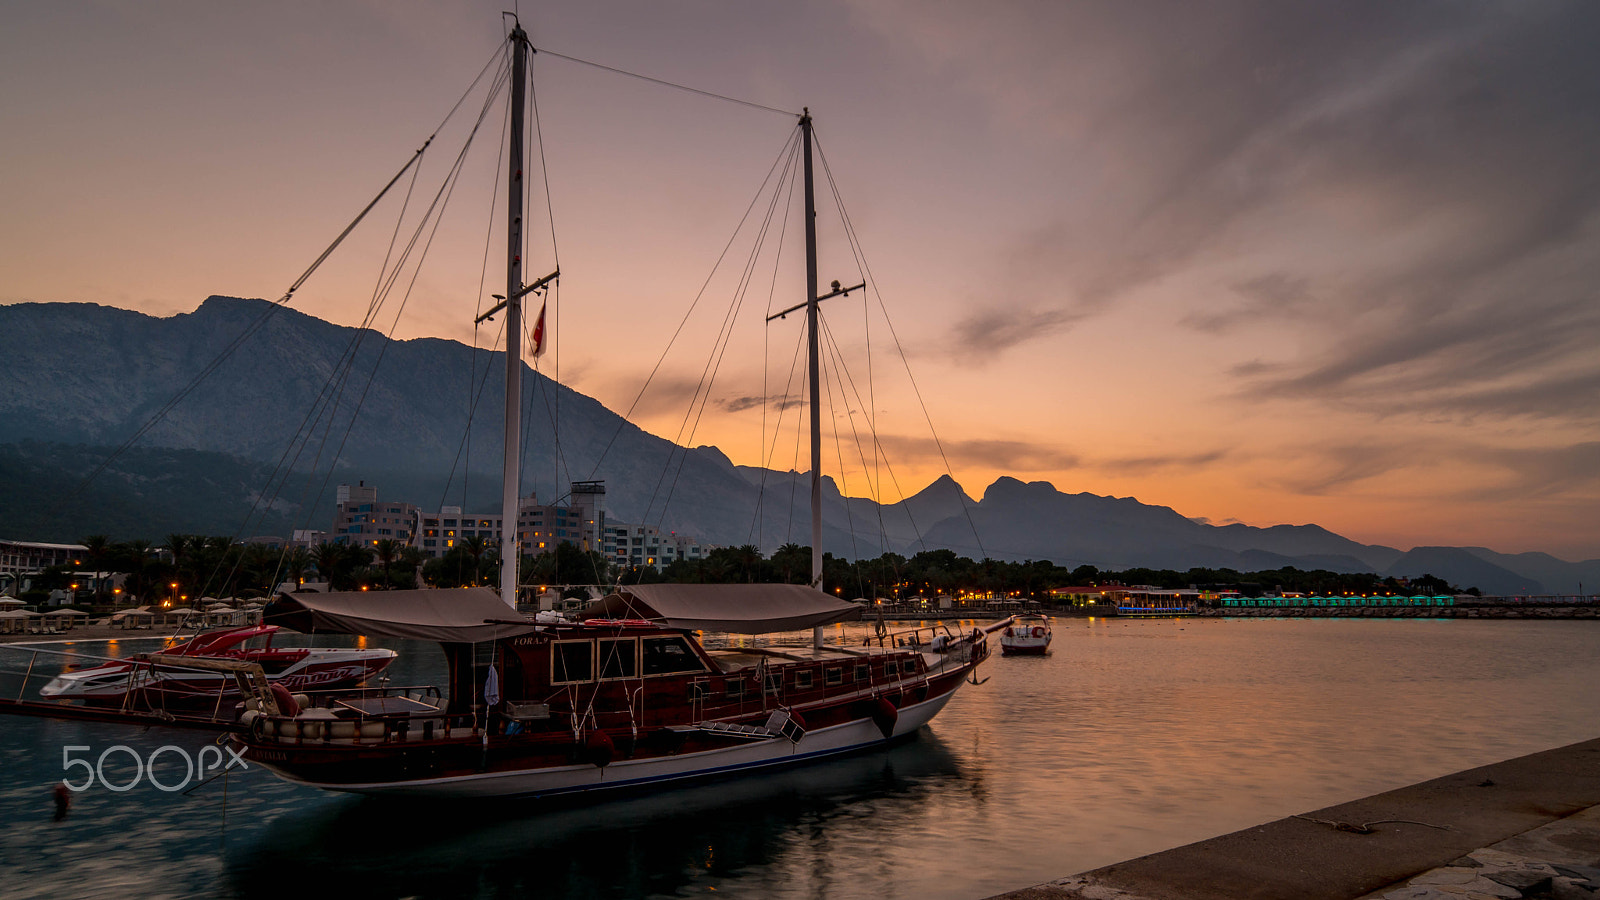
704,645,880,672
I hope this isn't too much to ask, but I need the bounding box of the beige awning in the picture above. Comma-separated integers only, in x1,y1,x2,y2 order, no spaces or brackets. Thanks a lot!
265,587,537,643
582,583,863,634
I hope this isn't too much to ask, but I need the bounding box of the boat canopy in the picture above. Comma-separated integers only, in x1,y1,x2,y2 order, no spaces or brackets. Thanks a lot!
265,587,538,643
582,583,863,634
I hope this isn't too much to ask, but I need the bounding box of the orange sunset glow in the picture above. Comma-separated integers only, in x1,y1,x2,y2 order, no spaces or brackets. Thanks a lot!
3,2,1597,561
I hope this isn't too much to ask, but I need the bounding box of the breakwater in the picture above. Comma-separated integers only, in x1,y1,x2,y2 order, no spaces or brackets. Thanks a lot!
1201,602,1599,619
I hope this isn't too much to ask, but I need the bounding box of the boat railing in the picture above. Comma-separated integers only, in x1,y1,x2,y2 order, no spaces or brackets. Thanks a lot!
0,641,214,703
861,622,959,650
247,699,479,746
294,683,445,706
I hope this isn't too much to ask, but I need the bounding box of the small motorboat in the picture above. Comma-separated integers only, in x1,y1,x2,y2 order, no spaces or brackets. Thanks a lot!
999,615,1052,655
39,624,396,709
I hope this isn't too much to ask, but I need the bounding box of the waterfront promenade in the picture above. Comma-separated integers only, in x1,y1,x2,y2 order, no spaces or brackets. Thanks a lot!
988,736,1600,900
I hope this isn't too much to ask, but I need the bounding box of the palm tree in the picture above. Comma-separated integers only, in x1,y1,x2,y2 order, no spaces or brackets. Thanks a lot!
125,539,152,605
373,539,401,590
463,536,488,586
310,542,343,589
400,546,425,589
80,534,111,604
164,534,189,602
284,547,310,591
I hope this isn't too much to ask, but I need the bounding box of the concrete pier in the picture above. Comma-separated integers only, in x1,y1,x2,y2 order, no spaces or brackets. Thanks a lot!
989,737,1600,900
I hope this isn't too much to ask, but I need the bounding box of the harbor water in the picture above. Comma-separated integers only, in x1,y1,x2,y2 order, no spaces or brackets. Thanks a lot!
3,616,1600,899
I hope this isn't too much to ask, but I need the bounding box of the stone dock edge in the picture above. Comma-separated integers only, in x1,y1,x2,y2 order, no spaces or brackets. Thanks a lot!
986,736,1600,900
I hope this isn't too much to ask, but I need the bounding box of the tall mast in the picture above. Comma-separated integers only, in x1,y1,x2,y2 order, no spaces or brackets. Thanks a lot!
500,24,529,609
802,111,823,597
765,111,861,647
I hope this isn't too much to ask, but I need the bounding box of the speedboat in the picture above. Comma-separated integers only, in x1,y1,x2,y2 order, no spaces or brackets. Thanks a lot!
999,614,1052,655
38,624,396,708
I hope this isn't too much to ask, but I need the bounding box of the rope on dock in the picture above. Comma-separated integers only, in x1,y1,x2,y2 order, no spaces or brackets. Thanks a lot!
1292,814,1452,835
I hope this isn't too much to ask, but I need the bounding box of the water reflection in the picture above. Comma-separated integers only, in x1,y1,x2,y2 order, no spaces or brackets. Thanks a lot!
225,735,966,899
6,619,1600,899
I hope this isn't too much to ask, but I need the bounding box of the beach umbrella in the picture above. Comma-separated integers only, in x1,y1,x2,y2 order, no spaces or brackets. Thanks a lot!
0,597,24,606
0,609,39,619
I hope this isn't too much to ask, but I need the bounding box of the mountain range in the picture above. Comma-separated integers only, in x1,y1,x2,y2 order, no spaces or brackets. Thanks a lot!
1,296,1595,596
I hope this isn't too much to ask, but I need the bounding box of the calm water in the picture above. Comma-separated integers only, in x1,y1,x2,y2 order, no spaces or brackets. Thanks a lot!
3,617,1600,899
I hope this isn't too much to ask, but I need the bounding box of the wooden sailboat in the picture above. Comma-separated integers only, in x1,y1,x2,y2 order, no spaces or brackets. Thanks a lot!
238,21,1006,800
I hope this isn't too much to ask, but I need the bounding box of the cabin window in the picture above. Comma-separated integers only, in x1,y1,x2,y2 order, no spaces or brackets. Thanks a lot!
763,671,782,696
552,641,593,684
598,638,638,680
793,669,814,690
824,667,843,686
725,677,744,699
903,660,919,675
641,636,707,676
854,664,869,683
688,680,708,703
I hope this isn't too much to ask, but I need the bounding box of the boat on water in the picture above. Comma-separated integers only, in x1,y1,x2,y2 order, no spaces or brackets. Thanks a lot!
998,614,1052,655
240,585,995,798
38,624,396,708
227,20,1005,799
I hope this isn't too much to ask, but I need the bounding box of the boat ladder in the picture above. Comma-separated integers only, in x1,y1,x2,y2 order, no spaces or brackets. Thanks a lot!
693,720,779,741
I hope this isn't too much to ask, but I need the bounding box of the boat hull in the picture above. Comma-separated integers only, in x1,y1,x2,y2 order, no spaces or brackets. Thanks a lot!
249,685,960,799
999,642,1050,655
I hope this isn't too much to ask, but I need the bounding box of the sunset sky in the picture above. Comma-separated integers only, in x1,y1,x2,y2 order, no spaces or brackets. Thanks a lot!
3,2,1597,560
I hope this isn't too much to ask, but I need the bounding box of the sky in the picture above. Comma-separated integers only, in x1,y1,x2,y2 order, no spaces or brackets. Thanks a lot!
3,1,1598,560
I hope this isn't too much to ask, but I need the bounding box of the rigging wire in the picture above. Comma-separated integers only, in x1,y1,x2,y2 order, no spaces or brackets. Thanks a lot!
195,138,438,598
746,136,801,548
818,316,864,569
646,133,802,528
210,55,513,596
455,54,515,516
813,129,988,560
55,42,508,549
294,57,511,540
221,47,510,597
530,46,799,118
583,126,802,481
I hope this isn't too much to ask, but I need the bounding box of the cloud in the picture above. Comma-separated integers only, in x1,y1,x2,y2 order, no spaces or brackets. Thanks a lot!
1458,442,1600,502
1262,437,1600,507
1183,273,1316,334
875,434,1082,472
1273,443,1421,496
944,304,1088,360
856,1,1600,422
871,432,1228,478
718,393,804,414
1095,450,1228,477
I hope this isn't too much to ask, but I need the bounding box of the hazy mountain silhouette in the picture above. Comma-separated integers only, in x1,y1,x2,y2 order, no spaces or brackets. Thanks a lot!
3,297,1594,594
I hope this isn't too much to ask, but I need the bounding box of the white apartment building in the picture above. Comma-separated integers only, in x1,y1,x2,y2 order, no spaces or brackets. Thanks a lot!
605,523,708,571
331,481,710,573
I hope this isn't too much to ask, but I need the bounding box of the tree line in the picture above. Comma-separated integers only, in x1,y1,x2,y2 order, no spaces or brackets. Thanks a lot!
23,535,1472,608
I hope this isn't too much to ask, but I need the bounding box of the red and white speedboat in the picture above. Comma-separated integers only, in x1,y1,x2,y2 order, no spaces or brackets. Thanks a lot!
999,614,1052,655
39,624,396,708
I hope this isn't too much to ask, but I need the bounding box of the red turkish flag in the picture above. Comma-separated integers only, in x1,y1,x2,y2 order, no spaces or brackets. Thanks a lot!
531,300,547,358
